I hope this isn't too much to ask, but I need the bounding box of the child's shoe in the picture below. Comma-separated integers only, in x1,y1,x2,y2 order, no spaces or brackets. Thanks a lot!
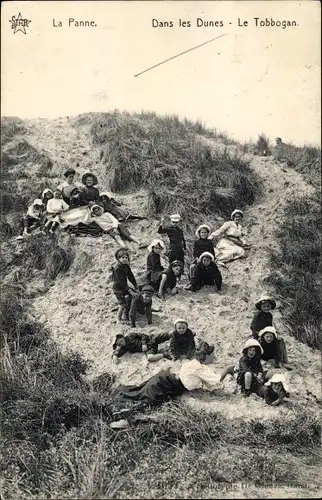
243,389,251,398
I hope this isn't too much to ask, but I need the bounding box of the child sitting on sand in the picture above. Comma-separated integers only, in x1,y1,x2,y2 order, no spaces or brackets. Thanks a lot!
169,318,196,361
112,331,171,363
158,214,186,266
236,339,264,397
250,295,276,339
129,284,154,328
20,199,45,237
43,189,70,234
112,248,139,324
256,373,290,406
190,252,222,293
146,239,167,288
157,260,184,299
259,326,292,370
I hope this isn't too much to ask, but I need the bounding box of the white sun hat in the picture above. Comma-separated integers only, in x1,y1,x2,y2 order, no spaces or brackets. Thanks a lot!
174,318,188,327
195,224,211,238
265,373,289,393
231,209,243,220
242,338,264,354
170,214,181,222
259,326,278,339
148,238,166,253
198,251,215,262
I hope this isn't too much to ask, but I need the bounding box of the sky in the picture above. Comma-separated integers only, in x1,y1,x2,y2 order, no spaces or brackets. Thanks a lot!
2,1,321,145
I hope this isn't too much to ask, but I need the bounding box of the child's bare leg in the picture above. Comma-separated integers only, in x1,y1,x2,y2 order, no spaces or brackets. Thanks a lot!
114,234,127,248
117,305,125,322
158,274,168,296
244,372,252,390
220,364,235,382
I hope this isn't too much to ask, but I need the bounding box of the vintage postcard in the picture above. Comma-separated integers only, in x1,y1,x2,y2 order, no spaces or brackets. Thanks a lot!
1,1,321,499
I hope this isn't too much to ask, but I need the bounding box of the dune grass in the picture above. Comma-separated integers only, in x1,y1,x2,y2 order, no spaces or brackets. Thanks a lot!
89,112,261,226
268,146,321,349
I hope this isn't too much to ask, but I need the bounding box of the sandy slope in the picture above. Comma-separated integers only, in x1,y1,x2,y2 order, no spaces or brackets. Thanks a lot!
26,117,321,426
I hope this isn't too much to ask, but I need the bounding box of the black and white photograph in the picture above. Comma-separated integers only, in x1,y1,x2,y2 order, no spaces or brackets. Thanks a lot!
1,1,321,498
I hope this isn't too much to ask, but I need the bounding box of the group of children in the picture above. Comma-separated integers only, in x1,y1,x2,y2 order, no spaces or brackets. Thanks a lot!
110,207,292,410
109,297,291,428
19,169,146,245
17,167,292,410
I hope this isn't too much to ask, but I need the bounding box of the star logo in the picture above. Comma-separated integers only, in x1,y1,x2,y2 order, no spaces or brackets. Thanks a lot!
9,13,31,34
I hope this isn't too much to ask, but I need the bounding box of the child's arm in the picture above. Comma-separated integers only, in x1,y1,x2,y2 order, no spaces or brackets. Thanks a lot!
250,313,260,337
157,217,169,234
193,241,199,259
209,222,231,240
127,267,138,290
169,335,178,360
181,230,187,251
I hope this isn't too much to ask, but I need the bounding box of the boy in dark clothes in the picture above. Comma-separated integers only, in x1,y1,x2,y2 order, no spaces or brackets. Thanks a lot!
236,339,264,396
259,326,292,370
158,214,186,265
112,331,171,363
190,252,222,293
112,248,138,323
250,296,276,339
129,285,154,327
169,319,196,361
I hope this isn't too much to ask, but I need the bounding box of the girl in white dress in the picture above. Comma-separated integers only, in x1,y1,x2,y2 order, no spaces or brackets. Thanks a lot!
210,209,250,264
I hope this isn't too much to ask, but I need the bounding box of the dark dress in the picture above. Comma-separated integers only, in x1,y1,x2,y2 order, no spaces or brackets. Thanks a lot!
169,329,196,360
157,225,186,264
237,351,263,391
146,251,164,288
118,369,186,406
250,311,273,339
190,261,222,292
260,337,288,366
193,239,215,259
78,186,101,205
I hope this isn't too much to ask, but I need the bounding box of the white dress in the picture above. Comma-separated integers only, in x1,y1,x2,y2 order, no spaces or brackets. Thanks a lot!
210,221,246,263
179,359,220,391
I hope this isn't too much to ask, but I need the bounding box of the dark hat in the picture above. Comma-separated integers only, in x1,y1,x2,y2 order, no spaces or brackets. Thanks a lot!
115,248,130,260
171,260,184,269
112,334,125,350
82,172,98,185
64,167,76,178
141,284,155,295
255,296,276,310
